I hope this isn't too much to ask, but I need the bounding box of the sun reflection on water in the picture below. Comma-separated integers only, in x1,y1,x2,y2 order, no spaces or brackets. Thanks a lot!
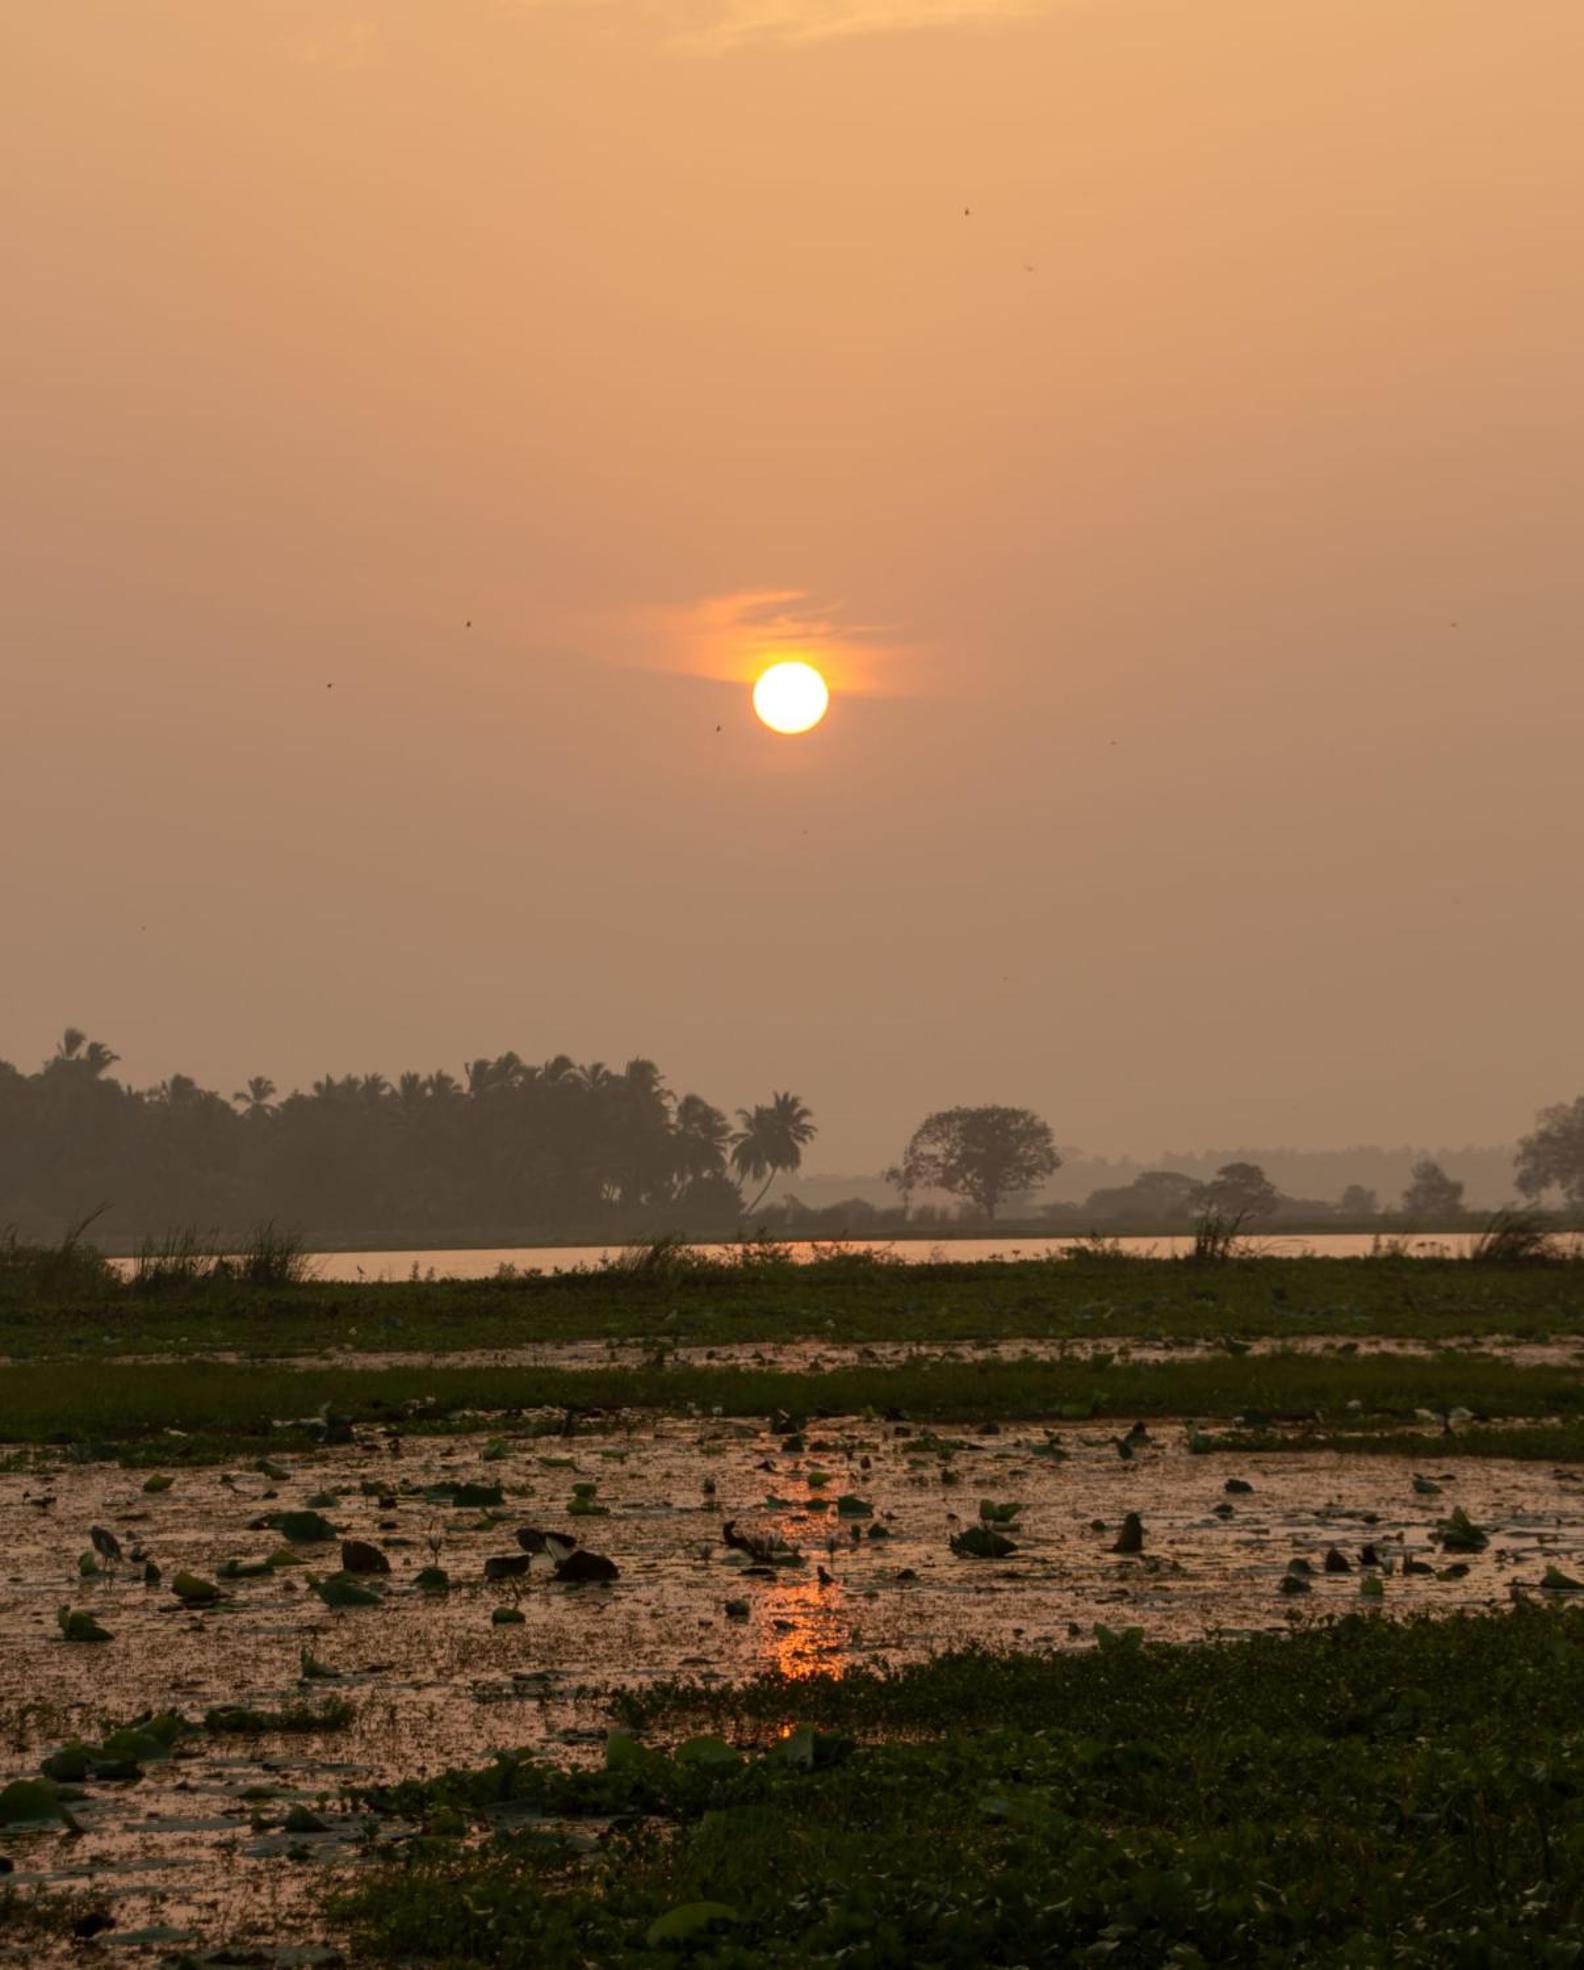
760,1572,848,1683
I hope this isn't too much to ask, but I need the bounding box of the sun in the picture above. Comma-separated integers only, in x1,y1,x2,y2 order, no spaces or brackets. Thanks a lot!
752,660,830,735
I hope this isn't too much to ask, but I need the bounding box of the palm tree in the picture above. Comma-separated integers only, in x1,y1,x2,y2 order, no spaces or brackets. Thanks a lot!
50,1030,118,1077
233,1075,277,1114
675,1094,731,1184
729,1091,816,1215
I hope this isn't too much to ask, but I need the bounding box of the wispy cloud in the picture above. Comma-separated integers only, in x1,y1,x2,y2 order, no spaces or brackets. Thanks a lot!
494,0,1067,55
668,0,1063,53
596,589,919,697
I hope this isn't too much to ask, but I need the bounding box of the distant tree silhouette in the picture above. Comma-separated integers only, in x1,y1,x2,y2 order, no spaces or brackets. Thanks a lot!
1515,1097,1584,1212
731,1092,817,1215
674,1094,732,1184
1401,1157,1465,1221
1201,1161,1279,1220
1080,1169,1205,1225
1340,1183,1380,1217
0,1031,817,1243
893,1107,1059,1222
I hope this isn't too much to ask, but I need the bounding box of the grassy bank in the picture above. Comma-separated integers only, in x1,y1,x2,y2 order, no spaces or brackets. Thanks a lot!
3,1348,1584,1459
4,1252,1584,1360
335,1606,1584,1967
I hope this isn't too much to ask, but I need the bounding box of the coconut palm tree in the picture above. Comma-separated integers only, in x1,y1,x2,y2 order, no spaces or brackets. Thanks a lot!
730,1091,816,1215
233,1076,277,1114
674,1094,731,1185
51,1029,118,1077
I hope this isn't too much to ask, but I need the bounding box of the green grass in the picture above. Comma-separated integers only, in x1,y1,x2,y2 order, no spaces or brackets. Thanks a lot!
5,1254,1584,1361
333,1605,1584,1968
3,1348,1584,1459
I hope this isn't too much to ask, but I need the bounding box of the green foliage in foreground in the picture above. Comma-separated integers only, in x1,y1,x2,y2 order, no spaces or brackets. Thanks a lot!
6,1254,1584,1361
3,1349,1584,1457
337,1608,1584,1968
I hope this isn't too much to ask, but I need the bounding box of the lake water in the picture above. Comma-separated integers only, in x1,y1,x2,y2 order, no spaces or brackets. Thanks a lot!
2,1412,1570,1952
238,1230,1500,1282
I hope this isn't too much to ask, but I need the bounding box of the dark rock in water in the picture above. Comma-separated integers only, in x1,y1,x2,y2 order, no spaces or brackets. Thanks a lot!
143,1561,161,1587
484,1553,533,1580
1211,1502,1236,1519
1324,1547,1351,1573
1287,1557,1315,1576
73,1912,115,1940
341,1540,390,1576
1404,1557,1436,1575
0,1855,12,1874
1110,1512,1145,1555
553,1548,619,1584
1359,1544,1383,1568
516,1527,577,1556
1224,1478,1254,1494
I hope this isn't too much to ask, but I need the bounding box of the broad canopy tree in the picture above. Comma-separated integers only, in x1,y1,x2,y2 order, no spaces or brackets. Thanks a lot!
890,1106,1060,1222
1200,1161,1280,1221
1516,1097,1584,1212
1401,1157,1465,1221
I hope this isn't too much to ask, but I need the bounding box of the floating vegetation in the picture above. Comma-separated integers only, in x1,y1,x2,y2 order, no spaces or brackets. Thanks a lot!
55,1606,112,1643
951,1525,1017,1560
308,1571,382,1610
1436,1507,1490,1553
204,1698,353,1735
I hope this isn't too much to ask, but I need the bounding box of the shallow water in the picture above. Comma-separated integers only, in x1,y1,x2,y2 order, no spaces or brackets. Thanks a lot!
3,1414,1582,1958
108,1229,1566,1282
57,1331,1584,1375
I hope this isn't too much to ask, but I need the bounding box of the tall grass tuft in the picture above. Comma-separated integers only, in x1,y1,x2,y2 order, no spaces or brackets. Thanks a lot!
1185,1209,1251,1263
602,1232,708,1280
133,1227,218,1291
1466,1209,1565,1266
0,1212,117,1301
233,1221,316,1286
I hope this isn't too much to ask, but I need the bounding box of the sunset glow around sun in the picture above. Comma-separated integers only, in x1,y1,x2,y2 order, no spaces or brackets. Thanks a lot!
753,660,830,735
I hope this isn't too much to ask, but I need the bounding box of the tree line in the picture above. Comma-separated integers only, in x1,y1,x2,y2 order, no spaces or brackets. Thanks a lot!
872,1104,1584,1229
9,1030,1584,1246
0,1030,814,1243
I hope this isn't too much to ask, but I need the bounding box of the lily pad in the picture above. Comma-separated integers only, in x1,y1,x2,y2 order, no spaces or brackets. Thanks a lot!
951,1525,1017,1560
1437,1508,1489,1553
645,1902,740,1948
57,1606,113,1643
309,1572,382,1610
172,1571,222,1607
0,1778,61,1826
276,1511,338,1545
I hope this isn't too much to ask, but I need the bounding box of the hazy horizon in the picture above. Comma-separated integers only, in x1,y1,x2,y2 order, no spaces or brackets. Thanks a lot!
7,0,1583,1174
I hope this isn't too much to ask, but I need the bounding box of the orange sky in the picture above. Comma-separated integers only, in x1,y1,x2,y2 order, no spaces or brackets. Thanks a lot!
4,0,1583,1167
